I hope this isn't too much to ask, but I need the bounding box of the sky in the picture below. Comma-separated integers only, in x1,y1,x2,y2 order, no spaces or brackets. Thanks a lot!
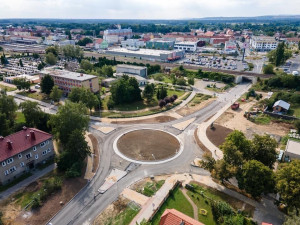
1,0,300,19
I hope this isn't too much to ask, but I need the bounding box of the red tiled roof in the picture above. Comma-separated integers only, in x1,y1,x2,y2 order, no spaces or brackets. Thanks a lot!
159,209,205,225
0,128,52,162
262,223,273,225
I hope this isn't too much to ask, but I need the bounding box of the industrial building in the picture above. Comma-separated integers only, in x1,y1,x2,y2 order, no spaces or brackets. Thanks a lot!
106,48,184,62
40,67,99,93
146,39,174,50
121,39,145,48
116,65,147,78
250,36,278,51
174,41,198,52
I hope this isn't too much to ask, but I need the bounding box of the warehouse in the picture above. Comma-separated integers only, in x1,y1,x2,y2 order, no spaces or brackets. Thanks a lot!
116,65,147,78
106,48,184,62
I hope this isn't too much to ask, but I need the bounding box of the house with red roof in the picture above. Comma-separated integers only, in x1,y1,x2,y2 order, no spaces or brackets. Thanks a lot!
0,127,54,185
159,209,205,225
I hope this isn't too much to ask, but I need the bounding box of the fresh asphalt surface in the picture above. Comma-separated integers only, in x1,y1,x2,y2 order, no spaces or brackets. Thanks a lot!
47,83,251,225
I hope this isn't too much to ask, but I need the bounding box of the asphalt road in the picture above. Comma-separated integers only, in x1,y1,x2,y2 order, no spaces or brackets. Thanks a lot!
48,82,251,225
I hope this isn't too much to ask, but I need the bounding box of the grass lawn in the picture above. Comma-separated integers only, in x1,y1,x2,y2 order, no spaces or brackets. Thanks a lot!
254,114,271,125
18,91,51,103
15,112,26,123
151,186,194,225
189,93,211,107
138,180,165,197
187,182,255,225
106,204,140,225
0,84,17,92
289,104,300,118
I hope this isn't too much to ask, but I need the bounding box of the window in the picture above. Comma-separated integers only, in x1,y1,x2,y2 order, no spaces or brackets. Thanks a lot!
4,170,9,176
9,166,16,173
2,161,6,167
6,158,13,164
18,153,22,159
33,146,37,151
42,150,47,155
40,142,45,147
46,140,49,145
25,153,32,159
47,148,51,153
35,154,39,159
20,162,25,167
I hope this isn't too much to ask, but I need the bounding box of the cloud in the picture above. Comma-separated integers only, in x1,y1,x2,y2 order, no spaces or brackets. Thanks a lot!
0,0,299,19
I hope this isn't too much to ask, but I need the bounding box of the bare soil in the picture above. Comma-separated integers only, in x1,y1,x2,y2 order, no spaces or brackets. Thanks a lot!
111,116,176,124
88,133,100,173
176,98,214,116
206,124,233,147
1,177,87,225
117,130,180,161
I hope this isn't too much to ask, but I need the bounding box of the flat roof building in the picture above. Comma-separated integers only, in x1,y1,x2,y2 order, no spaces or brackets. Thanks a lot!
284,139,300,161
146,39,174,50
250,36,278,52
40,67,99,93
106,48,184,62
174,41,198,52
116,64,147,78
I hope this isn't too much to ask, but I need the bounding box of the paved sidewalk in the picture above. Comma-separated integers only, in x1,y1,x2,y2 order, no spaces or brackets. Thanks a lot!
0,164,56,200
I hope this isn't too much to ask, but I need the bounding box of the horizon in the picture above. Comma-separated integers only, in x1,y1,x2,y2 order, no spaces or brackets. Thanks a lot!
1,0,300,20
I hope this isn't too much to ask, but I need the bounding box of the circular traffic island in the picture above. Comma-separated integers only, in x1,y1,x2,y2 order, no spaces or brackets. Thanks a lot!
115,129,182,164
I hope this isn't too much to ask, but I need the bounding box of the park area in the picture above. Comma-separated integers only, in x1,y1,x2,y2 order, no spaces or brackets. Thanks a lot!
117,129,181,161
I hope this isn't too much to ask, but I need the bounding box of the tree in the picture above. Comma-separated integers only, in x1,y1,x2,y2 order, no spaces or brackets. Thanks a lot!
49,101,89,145
61,45,83,59
100,65,114,77
80,59,93,71
263,64,275,74
41,75,54,95
68,87,82,103
45,46,59,57
188,76,195,85
0,113,11,136
143,83,155,102
295,120,300,133
68,87,99,111
77,37,93,46
50,86,62,103
19,101,43,127
157,86,167,100
212,159,236,183
275,42,285,66
236,160,275,198
276,160,300,209
45,52,57,65
251,134,277,168
13,78,31,90
158,99,166,108
19,59,23,67
283,209,300,225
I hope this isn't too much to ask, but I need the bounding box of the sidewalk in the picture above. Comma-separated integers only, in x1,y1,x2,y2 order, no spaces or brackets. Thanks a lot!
0,164,56,200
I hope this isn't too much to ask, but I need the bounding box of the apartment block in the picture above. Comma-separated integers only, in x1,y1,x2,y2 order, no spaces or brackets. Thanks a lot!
250,36,278,51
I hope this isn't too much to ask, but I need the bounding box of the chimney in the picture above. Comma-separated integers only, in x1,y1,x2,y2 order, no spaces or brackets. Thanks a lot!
7,140,12,150
80,73,83,77
30,130,35,140
23,126,27,130
0,136,3,141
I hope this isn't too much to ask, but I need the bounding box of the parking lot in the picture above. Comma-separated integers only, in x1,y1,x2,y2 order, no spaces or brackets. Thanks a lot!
281,54,300,74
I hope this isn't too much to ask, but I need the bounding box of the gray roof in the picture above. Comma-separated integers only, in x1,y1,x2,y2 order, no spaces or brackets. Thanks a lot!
273,100,290,110
285,139,300,155
116,64,147,70
41,67,97,81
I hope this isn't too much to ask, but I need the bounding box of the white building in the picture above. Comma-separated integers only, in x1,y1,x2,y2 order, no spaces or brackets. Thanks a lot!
103,28,132,44
284,139,300,161
116,65,147,78
174,41,198,52
121,39,145,48
250,36,278,51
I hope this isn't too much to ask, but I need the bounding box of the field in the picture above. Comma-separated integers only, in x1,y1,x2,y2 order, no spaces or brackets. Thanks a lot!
0,84,17,92
150,186,194,225
18,91,51,103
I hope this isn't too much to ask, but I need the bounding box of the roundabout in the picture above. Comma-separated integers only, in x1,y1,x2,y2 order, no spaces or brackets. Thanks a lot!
113,128,183,164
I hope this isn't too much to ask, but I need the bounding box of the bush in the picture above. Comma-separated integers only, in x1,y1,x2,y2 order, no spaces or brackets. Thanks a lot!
164,97,171,104
211,200,234,221
31,197,41,209
172,94,178,100
107,98,115,109
263,64,275,74
176,77,186,86
158,100,166,108
295,120,300,133
65,162,83,178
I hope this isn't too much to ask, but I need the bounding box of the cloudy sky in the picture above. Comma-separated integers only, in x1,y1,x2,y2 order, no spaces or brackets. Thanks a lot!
1,0,300,19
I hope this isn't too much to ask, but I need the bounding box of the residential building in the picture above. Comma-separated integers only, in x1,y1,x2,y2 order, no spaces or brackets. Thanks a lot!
58,40,75,46
103,28,132,44
250,36,278,51
116,65,147,78
284,139,300,161
106,48,184,62
174,41,198,52
146,39,174,50
0,127,54,185
272,100,290,113
159,209,204,225
40,67,100,93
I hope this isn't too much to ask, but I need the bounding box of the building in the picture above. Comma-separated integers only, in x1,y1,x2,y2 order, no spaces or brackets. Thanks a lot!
146,39,174,50
284,139,300,161
121,39,145,48
103,28,132,44
116,65,147,78
174,41,198,52
0,127,54,185
250,36,278,51
272,100,290,113
58,40,75,46
4,74,40,84
159,209,204,225
115,73,147,86
106,48,184,62
40,67,100,93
